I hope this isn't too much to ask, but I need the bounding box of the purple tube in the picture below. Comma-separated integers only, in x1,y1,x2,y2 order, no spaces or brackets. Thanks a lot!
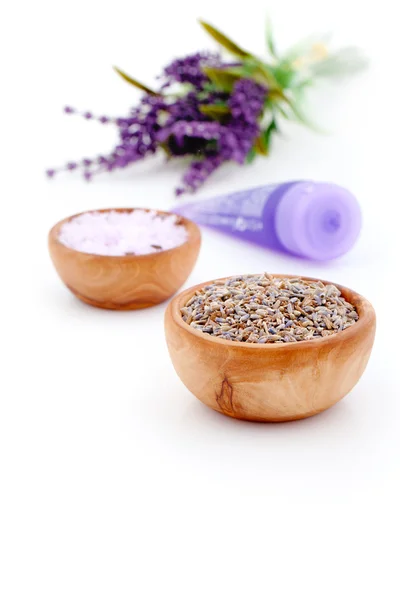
174,181,362,261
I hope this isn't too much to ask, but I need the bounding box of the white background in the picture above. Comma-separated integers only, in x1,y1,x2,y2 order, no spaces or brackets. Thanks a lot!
1,0,400,598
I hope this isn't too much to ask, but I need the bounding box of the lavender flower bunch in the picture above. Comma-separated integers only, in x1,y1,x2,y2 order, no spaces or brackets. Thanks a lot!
47,20,366,194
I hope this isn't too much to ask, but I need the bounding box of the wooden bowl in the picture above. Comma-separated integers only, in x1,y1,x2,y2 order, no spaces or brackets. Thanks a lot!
165,274,376,422
48,208,201,310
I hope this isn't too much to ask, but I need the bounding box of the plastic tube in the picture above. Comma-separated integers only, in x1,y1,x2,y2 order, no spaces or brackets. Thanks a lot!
174,181,362,260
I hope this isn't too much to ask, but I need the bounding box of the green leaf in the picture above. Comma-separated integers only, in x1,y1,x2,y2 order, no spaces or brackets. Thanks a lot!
253,135,268,155
283,96,325,133
199,82,219,95
265,17,278,58
199,103,231,121
247,118,278,161
267,88,288,103
246,147,257,164
202,67,242,92
287,100,314,128
253,118,278,156
271,63,297,89
290,85,308,108
308,47,368,78
159,142,173,157
295,78,314,90
263,118,278,150
199,20,252,58
113,66,159,95
242,58,281,91
276,104,291,119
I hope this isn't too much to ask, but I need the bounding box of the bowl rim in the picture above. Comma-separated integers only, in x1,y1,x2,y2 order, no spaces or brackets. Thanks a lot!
167,273,376,351
48,207,201,261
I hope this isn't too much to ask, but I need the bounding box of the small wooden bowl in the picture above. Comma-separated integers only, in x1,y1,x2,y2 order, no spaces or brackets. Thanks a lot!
165,274,376,422
48,208,201,310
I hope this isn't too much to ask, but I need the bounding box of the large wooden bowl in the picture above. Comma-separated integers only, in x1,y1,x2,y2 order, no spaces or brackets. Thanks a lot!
165,274,376,422
49,208,201,310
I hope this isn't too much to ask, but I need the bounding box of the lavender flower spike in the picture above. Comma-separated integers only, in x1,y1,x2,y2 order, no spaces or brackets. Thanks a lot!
47,18,365,193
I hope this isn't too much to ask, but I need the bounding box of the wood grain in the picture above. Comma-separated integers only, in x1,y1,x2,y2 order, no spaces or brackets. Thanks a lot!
48,208,201,310
164,274,376,422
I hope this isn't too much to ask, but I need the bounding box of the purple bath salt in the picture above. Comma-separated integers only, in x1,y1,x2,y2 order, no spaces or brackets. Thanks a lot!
58,210,189,256
174,181,362,261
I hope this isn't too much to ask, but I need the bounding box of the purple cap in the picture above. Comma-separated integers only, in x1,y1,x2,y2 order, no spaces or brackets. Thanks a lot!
274,182,362,260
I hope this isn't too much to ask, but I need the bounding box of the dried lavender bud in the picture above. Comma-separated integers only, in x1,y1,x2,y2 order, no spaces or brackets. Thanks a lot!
180,274,358,344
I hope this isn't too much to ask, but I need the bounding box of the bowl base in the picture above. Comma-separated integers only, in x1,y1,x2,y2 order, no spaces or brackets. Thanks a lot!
209,402,334,423
69,287,164,310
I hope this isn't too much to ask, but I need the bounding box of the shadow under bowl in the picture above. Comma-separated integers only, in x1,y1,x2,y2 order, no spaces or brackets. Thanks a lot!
48,208,201,310
164,274,376,422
